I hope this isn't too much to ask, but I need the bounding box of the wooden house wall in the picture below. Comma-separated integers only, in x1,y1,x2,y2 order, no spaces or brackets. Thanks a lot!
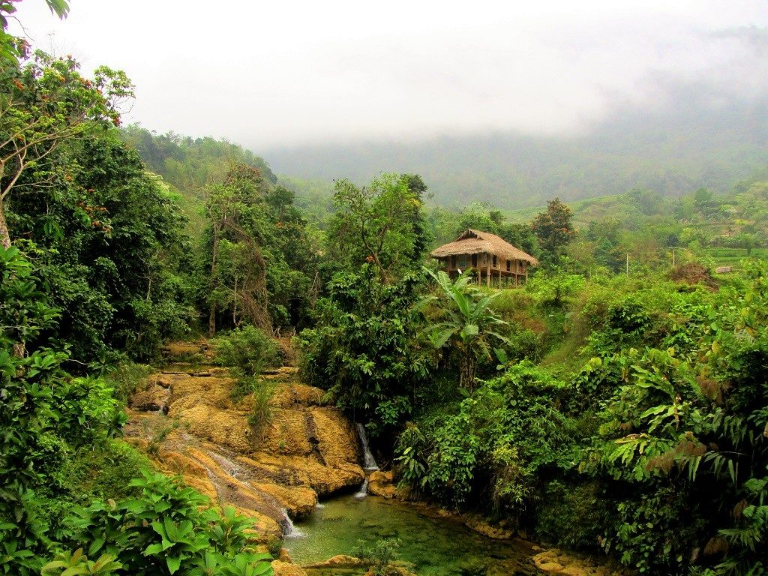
443,252,527,275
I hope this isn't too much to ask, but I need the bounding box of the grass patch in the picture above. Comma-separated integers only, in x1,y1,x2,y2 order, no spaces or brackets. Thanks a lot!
105,362,154,407
236,376,276,439
62,439,152,502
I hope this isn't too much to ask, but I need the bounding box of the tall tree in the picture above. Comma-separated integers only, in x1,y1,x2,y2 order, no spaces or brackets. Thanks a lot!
9,129,191,361
205,164,270,336
531,197,576,258
204,164,316,335
327,173,429,282
0,50,132,248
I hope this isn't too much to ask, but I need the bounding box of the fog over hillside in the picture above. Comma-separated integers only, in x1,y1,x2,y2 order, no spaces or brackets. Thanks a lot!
13,1,765,209
264,90,768,209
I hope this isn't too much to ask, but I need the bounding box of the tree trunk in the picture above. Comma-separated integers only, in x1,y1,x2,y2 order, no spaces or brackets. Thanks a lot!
0,200,12,249
208,223,220,337
0,202,21,356
460,351,476,393
232,275,238,327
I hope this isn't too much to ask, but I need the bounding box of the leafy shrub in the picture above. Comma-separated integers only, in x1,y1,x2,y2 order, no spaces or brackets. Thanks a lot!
213,325,280,377
297,266,431,437
535,481,613,551
67,470,274,576
0,247,128,574
352,538,402,576
575,262,768,574
104,362,154,407
397,362,576,512
60,440,151,503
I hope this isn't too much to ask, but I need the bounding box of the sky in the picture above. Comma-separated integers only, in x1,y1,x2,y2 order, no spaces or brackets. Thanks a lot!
8,1,768,149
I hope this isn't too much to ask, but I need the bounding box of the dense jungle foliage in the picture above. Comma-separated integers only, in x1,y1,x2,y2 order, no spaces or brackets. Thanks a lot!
1,2,766,575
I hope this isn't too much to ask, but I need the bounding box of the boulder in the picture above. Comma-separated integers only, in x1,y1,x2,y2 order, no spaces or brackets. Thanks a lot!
304,555,367,569
129,384,171,413
464,514,515,540
367,470,399,499
532,549,626,576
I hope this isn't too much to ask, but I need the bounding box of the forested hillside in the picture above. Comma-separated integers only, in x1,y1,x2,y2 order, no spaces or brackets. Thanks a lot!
264,98,768,209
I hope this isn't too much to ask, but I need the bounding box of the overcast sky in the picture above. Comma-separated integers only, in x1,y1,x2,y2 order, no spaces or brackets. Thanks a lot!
9,1,768,149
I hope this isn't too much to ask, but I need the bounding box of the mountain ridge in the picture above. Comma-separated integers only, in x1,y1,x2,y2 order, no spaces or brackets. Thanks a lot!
261,98,768,209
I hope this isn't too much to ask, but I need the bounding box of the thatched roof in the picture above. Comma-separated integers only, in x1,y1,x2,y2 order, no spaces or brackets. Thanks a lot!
431,229,539,265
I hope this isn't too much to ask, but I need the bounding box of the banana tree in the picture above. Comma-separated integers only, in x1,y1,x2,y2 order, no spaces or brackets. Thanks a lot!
422,269,508,391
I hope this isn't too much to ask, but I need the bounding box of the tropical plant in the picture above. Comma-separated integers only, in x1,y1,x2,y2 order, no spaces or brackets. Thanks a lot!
68,470,274,576
0,247,125,575
422,269,508,391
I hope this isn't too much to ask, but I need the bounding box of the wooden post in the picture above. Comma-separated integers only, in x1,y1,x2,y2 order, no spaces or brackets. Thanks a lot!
486,254,490,288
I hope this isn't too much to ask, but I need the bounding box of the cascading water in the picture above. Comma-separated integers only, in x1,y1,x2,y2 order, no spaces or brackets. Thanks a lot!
353,478,370,499
356,423,379,471
281,509,304,538
355,423,379,497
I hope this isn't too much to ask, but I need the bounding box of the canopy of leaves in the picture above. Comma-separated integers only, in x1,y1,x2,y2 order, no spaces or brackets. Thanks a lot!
326,173,430,282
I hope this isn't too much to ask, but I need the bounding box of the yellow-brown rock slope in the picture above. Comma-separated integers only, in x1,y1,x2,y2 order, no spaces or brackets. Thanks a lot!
125,356,364,542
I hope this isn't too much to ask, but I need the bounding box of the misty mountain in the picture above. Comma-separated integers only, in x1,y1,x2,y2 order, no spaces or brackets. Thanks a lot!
262,97,768,209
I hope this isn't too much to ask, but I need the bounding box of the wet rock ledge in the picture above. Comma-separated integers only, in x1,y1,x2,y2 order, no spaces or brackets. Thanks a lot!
124,361,364,542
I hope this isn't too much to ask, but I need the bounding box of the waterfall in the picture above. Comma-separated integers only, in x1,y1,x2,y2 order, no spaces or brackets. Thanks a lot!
356,423,379,471
281,509,304,538
354,478,370,499
354,423,379,498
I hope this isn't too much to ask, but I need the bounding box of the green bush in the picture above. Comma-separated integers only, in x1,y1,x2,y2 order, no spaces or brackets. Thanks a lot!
104,362,154,407
397,362,576,511
213,325,280,377
352,538,402,576
297,266,431,436
66,470,274,576
535,481,613,551
60,440,151,501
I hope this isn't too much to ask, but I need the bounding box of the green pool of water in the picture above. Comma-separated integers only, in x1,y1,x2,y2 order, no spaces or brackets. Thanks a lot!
283,494,537,576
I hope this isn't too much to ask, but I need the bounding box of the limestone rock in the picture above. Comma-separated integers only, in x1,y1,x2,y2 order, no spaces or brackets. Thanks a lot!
127,364,364,540
304,555,366,569
464,514,515,540
129,384,170,413
270,383,325,408
272,561,307,576
252,481,317,518
533,549,628,576
368,470,399,499
278,548,293,563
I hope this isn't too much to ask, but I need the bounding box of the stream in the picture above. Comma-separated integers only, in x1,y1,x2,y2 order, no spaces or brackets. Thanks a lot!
284,493,538,576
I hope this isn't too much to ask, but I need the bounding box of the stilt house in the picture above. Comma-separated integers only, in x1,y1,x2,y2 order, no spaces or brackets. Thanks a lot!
431,229,538,287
